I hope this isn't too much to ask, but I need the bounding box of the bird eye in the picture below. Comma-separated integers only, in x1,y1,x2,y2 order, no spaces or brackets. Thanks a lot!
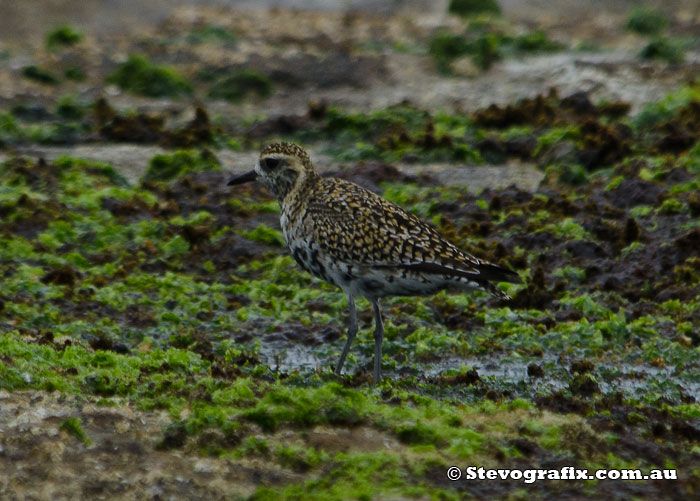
260,157,282,170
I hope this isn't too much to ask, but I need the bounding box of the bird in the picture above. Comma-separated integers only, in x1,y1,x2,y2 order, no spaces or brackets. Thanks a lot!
228,142,521,383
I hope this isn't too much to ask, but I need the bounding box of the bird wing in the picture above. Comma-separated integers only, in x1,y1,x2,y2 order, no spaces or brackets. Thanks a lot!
304,178,521,285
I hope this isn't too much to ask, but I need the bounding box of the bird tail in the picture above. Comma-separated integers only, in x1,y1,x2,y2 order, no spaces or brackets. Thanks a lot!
479,280,512,300
475,262,522,285
374,260,520,300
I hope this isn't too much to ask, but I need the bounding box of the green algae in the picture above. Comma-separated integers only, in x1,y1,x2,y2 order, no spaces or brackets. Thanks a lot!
0,113,22,144
448,0,501,18
634,81,700,128
59,417,92,445
0,114,84,147
381,183,462,218
639,38,685,64
513,31,564,53
2,86,700,499
21,66,59,85
240,224,285,247
2,324,587,498
534,126,580,155
46,25,84,50
625,7,669,37
143,149,221,182
428,31,504,72
552,265,586,284
302,104,481,162
428,27,564,74
1,149,696,383
64,66,86,81
186,25,237,45
539,218,590,240
56,96,86,120
107,55,193,98
658,197,688,214
207,70,273,103
428,32,472,73
0,332,208,396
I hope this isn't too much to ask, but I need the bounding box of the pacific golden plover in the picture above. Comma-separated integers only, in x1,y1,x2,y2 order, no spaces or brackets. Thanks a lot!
229,142,521,382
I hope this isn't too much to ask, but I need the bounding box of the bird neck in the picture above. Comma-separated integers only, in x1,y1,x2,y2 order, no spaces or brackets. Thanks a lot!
279,169,320,206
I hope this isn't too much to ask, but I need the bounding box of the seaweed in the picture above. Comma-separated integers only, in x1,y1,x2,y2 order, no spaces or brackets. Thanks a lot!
626,7,669,37
46,25,84,50
106,55,193,98
22,66,59,85
142,149,221,182
207,70,273,103
640,38,685,64
448,0,501,18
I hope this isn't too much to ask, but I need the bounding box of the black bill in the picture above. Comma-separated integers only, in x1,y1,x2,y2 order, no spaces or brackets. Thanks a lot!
227,170,257,186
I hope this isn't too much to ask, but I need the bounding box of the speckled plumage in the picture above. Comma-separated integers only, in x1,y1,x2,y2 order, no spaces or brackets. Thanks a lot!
289,177,518,298
228,142,521,382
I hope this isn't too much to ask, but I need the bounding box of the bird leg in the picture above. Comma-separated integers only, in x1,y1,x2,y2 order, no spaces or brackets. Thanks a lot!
335,294,358,376
372,300,384,383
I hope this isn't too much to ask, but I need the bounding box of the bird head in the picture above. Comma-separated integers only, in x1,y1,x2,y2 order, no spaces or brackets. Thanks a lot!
228,142,319,201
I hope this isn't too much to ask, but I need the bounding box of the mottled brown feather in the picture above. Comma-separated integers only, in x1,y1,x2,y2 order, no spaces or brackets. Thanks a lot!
300,177,520,286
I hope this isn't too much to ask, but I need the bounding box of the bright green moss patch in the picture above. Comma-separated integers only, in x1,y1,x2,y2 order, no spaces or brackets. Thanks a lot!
300,104,480,163
251,452,405,501
0,332,209,396
143,149,221,182
228,197,279,215
0,327,588,487
552,265,586,283
658,197,687,214
396,422,441,445
54,154,130,186
605,175,624,191
239,393,588,499
240,383,369,432
240,224,285,247
540,217,590,240
59,417,92,445
107,55,193,97
275,444,326,472
634,81,700,128
534,126,580,155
